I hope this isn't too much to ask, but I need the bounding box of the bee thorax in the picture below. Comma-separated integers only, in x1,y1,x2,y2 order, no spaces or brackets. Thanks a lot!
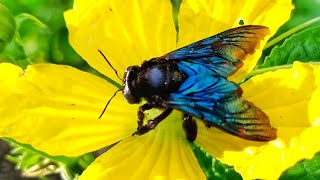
148,67,165,88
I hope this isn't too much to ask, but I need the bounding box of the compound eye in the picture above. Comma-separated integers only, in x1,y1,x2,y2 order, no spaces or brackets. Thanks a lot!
123,66,141,104
123,84,141,104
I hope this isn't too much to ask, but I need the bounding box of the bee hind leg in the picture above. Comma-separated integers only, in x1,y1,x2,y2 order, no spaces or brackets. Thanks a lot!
133,108,173,136
183,114,198,141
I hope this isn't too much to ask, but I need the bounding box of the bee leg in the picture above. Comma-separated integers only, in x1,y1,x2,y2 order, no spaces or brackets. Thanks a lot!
134,108,173,136
132,103,152,136
183,114,197,141
203,121,213,129
137,103,153,127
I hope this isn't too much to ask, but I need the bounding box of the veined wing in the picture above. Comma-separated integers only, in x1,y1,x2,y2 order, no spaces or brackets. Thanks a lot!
162,25,269,78
165,74,276,141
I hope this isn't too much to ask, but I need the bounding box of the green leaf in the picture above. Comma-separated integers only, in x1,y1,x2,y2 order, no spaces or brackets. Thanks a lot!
3,137,94,179
14,13,48,48
273,0,320,40
279,152,320,180
258,26,320,68
0,0,88,69
264,17,320,50
0,3,16,52
191,143,242,180
258,0,320,65
15,13,47,30
171,0,182,35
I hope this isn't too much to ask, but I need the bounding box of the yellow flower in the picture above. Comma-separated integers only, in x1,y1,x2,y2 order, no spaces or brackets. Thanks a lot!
1,0,320,179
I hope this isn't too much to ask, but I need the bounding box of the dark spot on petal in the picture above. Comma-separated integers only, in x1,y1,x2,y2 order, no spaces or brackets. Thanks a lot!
238,19,244,25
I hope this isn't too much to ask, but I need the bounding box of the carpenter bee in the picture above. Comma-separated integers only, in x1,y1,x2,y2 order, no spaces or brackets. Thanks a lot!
99,25,277,142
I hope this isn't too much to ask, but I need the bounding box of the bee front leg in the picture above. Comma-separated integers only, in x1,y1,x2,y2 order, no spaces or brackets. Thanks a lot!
183,114,198,141
132,103,153,136
133,108,173,136
137,103,153,127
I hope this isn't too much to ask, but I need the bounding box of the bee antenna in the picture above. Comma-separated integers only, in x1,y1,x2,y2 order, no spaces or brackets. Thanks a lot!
98,50,124,82
98,89,122,119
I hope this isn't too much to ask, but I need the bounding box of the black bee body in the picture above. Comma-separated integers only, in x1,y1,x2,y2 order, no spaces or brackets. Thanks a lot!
116,25,277,142
123,59,198,140
124,59,186,107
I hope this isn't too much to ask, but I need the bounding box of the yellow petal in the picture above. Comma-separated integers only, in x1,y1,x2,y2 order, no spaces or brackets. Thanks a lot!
196,62,320,179
80,111,206,179
64,0,176,82
178,0,293,82
0,63,138,156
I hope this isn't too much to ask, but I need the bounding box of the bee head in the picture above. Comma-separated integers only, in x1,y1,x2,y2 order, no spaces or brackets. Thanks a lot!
123,66,141,104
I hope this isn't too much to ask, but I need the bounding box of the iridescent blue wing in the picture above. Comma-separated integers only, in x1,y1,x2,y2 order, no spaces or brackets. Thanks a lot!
165,74,276,141
160,25,275,140
161,25,270,77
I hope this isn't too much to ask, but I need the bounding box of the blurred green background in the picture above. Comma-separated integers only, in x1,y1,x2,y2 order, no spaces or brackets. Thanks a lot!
0,1,93,179
0,0,89,70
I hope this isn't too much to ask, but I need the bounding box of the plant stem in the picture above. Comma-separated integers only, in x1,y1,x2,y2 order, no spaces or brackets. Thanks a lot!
247,62,320,77
60,165,74,180
264,17,320,49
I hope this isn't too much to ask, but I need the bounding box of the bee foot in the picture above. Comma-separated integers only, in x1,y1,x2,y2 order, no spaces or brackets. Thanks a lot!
204,123,212,129
132,125,150,136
